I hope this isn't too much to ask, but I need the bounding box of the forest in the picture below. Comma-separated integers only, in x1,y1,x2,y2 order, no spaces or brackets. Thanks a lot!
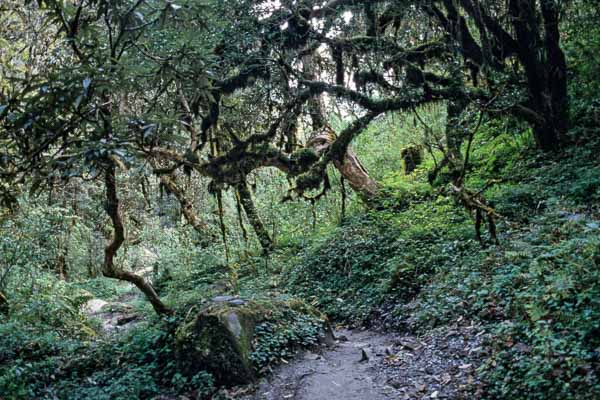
0,0,599,398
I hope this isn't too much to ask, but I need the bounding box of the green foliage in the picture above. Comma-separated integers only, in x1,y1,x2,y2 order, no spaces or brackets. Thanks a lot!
285,213,402,323
250,307,324,371
378,170,433,210
9,279,95,338
285,190,473,324
0,1,599,398
383,144,600,399
0,314,216,400
282,133,600,399
565,0,600,130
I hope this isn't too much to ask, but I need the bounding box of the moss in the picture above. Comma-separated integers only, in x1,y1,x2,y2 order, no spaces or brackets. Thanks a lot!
291,148,319,168
175,299,331,385
296,170,324,191
401,145,423,174
285,298,326,320
176,302,262,385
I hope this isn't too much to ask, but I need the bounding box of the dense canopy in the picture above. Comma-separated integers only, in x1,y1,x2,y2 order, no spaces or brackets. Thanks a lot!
1,0,599,399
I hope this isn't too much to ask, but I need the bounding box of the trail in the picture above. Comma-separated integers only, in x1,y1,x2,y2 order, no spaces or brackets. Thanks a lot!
244,324,487,400
246,329,397,400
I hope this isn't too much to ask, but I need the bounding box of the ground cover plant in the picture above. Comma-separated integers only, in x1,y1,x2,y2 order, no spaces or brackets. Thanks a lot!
1,0,599,398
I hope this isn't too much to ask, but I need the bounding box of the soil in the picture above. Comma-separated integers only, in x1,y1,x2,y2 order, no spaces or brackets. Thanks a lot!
242,323,488,400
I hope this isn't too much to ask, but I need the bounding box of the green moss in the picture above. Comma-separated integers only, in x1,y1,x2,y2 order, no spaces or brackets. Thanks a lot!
175,302,262,385
296,170,324,191
400,145,423,174
175,299,330,385
291,148,319,168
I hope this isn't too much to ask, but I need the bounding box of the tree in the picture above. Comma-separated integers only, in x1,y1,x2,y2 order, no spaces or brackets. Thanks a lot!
0,0,574,312
423,0,569,150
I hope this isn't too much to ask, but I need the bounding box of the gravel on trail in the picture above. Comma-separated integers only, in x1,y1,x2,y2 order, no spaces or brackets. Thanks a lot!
243,323,488,400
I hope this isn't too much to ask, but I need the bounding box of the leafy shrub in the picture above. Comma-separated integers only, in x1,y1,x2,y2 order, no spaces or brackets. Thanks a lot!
285,197,473,324
488,183,542,222
479,225,600,399
0,314,216,400
398,205,600,398
379,171,433,210
250,307,324,372
567,167,600,203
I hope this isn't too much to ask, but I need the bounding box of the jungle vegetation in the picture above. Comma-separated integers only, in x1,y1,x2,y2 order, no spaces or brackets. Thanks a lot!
0,0,599,398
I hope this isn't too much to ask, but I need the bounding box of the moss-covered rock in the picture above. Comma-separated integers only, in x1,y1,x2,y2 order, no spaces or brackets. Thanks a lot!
175,298,259,385
175,296,332,386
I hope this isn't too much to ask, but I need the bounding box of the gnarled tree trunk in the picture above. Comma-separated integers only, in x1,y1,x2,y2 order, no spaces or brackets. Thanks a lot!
236,182,274,253
103,163,171,315
508,0,568,150
302,51,379,202
159,174,213,240
307,127,379,201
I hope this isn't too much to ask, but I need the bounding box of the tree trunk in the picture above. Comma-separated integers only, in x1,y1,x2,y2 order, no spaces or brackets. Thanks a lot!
509,0,568,150
401,146,423,175
159,174,213,242
445,95,470,179
56,254,67,281
0,291,8,315
307,127,379,201
433,0,568,151
236,183,273,253
531,0,569,150
103,163,171,315
302,51,380,201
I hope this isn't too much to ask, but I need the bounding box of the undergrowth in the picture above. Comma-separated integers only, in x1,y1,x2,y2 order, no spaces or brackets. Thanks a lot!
284,133,600,399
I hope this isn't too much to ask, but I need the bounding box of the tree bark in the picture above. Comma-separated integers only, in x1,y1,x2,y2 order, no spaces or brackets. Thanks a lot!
159,174,213,240
302,50,380,201
445,94,470,179
507,0,568,150
431,0,569,151
236,182,274,253
307,127,379,201
0,291,8,315
103,163,171,315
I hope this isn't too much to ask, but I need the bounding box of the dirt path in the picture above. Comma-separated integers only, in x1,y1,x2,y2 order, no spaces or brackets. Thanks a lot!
246,329,399,400
244,324,487,400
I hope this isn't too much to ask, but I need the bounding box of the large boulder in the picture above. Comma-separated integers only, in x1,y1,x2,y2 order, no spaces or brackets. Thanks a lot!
175,296,332,386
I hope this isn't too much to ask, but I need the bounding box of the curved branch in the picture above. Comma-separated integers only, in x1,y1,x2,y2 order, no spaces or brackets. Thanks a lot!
158,173,214,243
103,162,171,315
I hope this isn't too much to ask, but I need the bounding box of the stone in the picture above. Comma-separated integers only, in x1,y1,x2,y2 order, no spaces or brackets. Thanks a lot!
396,337,423,351
175,299,332,386
117,314,140,326
359,348,370,362
336,334,349,342
82,298,109,314
303,352,321,360
176,301,260,385
212,295,236,303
